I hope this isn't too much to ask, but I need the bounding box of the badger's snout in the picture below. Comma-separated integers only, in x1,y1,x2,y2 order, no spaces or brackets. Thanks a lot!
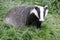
39,19,44,22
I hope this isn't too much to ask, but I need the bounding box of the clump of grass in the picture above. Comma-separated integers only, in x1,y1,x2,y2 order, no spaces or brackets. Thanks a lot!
0,0,60,40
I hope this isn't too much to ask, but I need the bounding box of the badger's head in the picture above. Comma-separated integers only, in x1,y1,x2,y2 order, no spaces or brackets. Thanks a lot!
30,5,48,22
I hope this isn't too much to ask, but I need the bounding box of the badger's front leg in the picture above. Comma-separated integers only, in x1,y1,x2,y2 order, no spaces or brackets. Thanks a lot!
35,20,42,28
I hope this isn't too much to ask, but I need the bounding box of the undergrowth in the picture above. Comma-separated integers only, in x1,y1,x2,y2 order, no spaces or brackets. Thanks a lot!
0,0,60,40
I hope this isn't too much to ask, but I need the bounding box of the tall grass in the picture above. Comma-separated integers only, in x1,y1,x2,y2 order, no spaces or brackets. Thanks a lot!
0,0,60,40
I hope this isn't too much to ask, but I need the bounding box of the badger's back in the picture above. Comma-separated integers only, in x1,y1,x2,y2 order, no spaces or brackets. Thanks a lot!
4,6,35,27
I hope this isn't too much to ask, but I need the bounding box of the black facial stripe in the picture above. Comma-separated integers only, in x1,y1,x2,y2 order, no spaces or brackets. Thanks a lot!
35,7,40,18
44,8,46,17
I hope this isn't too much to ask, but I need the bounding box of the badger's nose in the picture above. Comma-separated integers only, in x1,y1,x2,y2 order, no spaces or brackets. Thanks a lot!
39,19,44,22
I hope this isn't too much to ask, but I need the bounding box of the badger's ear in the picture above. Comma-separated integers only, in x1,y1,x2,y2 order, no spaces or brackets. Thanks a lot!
44,5,48,9
35,6,38,9
35,7,40,11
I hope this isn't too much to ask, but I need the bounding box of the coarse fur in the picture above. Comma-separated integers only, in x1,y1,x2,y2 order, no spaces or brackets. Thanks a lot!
4,5,48,28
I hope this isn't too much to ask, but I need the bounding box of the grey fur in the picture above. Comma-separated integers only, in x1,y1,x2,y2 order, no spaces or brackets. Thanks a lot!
4,6,38,27
4,5,48,28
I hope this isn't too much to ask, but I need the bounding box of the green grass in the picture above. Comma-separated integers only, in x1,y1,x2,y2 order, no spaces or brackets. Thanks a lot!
0,0,60,40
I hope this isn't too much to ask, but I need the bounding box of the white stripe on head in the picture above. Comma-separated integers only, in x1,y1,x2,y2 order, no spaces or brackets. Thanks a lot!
35,5,45,21
45,9,48,17
30,8,39,18
39,7,44,21
35,6,44,21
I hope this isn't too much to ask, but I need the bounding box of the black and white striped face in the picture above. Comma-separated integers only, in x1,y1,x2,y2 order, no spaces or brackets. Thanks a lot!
30,5,48,22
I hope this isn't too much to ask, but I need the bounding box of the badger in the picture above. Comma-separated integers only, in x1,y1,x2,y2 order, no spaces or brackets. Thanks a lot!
4,5,48,28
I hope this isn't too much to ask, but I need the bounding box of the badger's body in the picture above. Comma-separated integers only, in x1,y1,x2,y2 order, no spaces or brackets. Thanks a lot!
4,5,48,28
